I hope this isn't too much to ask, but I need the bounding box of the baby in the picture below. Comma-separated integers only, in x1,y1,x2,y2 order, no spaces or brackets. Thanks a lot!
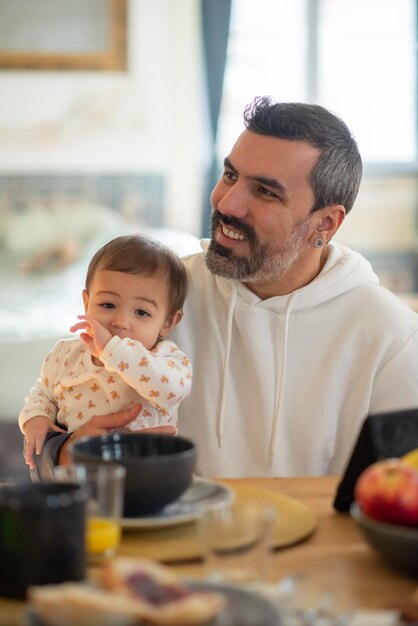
19,233,192,469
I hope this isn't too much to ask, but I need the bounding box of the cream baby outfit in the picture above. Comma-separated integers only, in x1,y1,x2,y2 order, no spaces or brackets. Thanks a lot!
19,336,192,433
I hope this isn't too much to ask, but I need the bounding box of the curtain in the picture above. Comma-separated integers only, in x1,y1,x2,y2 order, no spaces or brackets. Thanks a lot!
200,0,232,237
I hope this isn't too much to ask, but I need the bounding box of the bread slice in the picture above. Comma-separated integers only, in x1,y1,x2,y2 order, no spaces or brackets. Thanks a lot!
99,557,227,625
28,583,149,626
28,558,226,626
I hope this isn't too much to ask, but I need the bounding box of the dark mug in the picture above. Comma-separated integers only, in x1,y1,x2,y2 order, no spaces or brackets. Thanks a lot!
0,482,87,599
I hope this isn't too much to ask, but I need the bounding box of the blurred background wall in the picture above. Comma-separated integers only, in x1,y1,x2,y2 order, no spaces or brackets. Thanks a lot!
0,0,417,290
0,0,205,235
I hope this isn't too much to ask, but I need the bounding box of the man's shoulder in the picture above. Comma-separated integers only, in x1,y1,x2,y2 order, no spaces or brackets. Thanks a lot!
356,282,418,328
182,248,213,283
182,248,206,267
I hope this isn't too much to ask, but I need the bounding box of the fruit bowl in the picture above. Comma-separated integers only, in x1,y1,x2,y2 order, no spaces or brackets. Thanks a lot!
351,502,418,577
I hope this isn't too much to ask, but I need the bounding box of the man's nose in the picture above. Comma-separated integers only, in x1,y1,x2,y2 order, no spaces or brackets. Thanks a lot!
215,182,248,219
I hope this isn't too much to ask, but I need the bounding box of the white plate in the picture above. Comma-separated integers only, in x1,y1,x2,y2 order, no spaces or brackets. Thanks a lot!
189,581,282,625
121,478,235,529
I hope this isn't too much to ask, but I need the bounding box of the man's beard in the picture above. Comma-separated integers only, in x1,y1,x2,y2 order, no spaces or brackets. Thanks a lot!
205,210,312,284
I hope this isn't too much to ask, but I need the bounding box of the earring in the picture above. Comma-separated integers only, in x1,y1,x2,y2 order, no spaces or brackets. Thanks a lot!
313,237,325,248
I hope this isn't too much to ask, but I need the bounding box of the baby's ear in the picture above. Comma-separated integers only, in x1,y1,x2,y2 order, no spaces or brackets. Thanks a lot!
82,289,89,313
160,310,183,337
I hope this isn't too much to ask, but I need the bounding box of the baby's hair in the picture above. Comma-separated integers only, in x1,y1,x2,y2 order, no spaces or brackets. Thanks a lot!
85,234,188,318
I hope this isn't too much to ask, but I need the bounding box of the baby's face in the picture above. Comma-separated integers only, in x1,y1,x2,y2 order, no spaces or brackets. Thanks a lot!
83,270,176,349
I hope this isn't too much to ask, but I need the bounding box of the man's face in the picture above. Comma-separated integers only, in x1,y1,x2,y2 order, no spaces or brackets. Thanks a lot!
206,130,321,293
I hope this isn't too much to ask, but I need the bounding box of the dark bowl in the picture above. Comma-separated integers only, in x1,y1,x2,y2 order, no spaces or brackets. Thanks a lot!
351,502,418,578
70,433,197,517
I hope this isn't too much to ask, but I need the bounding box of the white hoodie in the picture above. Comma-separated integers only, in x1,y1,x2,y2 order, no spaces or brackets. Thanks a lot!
173,241,418,477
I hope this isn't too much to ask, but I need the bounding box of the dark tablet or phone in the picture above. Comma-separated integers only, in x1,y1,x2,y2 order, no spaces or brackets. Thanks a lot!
333,407,418,512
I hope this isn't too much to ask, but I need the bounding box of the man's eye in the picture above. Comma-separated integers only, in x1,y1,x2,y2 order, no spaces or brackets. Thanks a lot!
223,171,237,182
136,309,150,318
258,186,277,198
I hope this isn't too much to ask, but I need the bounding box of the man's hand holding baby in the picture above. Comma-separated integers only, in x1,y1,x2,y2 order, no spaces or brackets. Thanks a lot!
57,405,177,466
70,314,111,359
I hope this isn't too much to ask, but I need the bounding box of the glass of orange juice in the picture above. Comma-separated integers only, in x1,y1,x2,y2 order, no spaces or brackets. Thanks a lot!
54,463,126,562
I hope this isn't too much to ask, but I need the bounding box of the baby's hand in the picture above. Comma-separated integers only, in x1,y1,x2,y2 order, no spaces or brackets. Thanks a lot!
23,416,66,470
70,315,111,358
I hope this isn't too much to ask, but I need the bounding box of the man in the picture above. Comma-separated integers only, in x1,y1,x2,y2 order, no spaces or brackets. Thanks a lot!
33,97,418,480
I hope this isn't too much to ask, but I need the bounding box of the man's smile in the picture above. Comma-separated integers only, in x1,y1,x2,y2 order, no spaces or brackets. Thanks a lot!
220,220,248,241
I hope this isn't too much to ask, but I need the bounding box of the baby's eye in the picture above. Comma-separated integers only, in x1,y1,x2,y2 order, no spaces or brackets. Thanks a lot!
136,309,150,318
101,302,115,309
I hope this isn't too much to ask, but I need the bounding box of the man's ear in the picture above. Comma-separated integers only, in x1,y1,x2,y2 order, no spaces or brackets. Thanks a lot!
82,289,89,313
159,310,183,338
315,204,345,242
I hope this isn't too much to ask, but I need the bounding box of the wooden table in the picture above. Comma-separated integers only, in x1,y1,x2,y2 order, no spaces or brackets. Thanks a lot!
169,477,417,609
0,476,416,624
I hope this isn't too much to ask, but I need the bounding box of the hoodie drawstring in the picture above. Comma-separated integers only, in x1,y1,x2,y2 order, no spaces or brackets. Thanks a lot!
216,284,237,448
269,291,299,465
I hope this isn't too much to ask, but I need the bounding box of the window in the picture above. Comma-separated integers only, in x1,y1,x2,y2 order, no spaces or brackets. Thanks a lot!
217,0,417,168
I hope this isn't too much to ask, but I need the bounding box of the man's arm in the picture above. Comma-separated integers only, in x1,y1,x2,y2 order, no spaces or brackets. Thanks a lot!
30,405,143,481
30,431,71,482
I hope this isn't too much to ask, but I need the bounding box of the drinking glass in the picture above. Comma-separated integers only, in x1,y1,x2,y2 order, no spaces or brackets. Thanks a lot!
0,482,87,599
198,499,277,587
54,463,126,562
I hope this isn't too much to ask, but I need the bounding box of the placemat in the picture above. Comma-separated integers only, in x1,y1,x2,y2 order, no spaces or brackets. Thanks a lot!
119,482,318,563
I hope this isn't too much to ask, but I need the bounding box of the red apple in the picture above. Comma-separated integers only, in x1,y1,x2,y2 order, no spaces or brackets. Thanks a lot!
355,458,418,526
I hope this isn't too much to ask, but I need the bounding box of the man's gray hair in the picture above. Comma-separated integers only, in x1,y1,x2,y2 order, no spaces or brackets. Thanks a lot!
243,96,362,214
